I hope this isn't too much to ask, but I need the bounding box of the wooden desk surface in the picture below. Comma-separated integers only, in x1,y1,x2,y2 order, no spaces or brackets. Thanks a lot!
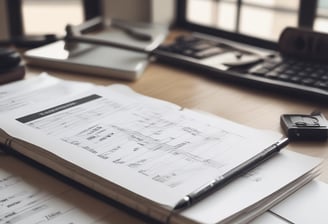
26,53,328,183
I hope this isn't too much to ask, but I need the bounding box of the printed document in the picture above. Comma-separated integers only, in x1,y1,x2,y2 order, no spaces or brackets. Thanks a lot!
0,156,144,224
0,74,282,208
0,74,322,224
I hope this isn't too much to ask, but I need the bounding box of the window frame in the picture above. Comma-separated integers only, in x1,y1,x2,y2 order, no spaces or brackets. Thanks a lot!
175,0,318,50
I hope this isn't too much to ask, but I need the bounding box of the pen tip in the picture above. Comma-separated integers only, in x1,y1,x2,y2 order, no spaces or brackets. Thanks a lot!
174,196,190,210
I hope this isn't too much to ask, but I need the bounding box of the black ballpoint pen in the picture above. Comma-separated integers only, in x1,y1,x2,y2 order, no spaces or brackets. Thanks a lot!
173,138,289,210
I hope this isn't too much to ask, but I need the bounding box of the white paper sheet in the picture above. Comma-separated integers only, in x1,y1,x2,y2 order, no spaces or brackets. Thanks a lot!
0,73,94,113
270,180,328,224
0,156,145,224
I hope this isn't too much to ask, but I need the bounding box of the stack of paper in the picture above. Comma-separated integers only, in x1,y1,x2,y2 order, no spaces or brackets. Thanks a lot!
0,74,322,224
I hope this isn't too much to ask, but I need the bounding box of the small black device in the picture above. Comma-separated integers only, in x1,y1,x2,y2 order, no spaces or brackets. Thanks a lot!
0,48,21,69
0,47,25,84
280,112,328,141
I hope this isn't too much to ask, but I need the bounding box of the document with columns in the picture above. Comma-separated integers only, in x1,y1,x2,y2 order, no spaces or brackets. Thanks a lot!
0,74,321,224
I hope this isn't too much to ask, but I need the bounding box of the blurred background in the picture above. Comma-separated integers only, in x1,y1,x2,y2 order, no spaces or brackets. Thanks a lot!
1,0,327,43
